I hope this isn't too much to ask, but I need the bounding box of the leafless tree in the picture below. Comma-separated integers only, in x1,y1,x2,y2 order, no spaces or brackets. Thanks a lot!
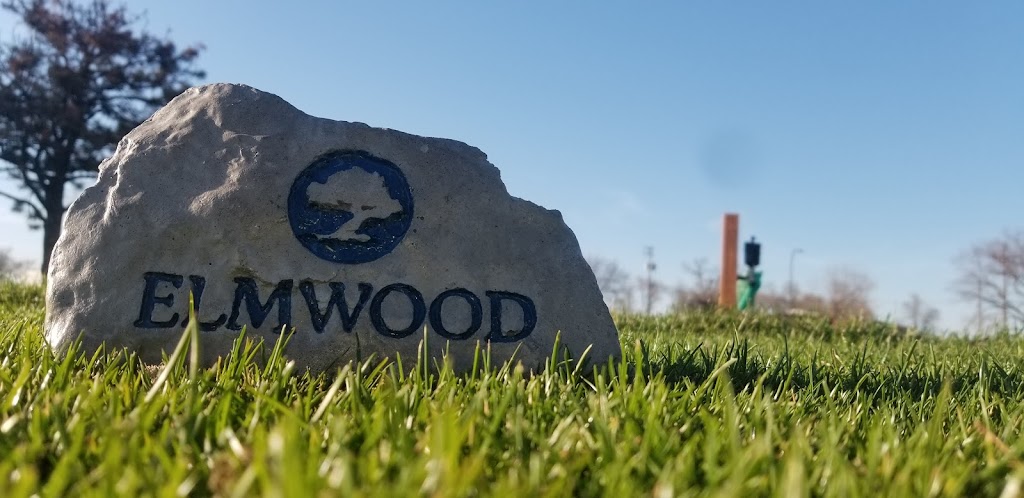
673,258,719,311
824,267,875,321
751,285,831,317
587,256,634,312
953,245,994,332
798,293,830,316
953,230,1024,330
751,285,790,313
902,293,940,332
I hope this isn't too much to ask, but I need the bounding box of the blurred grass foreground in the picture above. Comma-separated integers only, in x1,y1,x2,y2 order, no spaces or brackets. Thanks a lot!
1,281,1023,497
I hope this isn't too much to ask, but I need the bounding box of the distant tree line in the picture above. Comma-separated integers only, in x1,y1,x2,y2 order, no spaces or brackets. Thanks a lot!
593,227,1024,334
588,254,941,332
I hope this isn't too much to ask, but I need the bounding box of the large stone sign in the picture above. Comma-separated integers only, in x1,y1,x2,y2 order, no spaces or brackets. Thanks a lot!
44,84,621,372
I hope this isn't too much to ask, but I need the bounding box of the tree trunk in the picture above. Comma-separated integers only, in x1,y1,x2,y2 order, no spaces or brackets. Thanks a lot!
41,214,62,278
40,178,66,278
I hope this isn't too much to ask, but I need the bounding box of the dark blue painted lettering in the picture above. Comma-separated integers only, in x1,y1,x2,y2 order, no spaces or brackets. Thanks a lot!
226,278,293,332
485,291,537,343
299,281,373,333
429,288,482,340
134,272,183,328
369,283,426,338
180,275,228,331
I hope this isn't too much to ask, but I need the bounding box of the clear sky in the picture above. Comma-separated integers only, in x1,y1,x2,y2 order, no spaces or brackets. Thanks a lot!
1,1,1022,330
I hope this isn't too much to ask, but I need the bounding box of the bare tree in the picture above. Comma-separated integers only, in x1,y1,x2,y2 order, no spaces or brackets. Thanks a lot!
824,267,875,321
797,292,829,316
747,285,831,316
751,285,790,313
902,293,940,332
953,230,1024,330
673,258,719,311
587,256,634,312
953,245,993,332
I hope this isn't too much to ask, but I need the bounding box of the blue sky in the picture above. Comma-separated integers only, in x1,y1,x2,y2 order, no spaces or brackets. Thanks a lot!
1,2,1022,329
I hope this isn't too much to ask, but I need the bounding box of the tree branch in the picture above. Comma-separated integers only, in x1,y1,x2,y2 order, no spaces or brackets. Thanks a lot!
67,171,98,180
0,134,49,204
0,189,45,221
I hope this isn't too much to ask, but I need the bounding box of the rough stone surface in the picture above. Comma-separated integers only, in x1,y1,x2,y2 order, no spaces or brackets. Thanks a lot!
45,83,621,372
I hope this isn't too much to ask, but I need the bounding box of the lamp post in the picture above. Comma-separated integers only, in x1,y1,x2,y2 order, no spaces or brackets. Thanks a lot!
643,246,656,315
788,248,803,307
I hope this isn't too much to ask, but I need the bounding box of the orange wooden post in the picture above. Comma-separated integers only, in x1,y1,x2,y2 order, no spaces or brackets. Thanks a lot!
719,213,739,308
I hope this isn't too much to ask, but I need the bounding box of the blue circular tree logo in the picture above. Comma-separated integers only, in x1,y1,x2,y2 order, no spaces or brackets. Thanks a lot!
288,151,413,264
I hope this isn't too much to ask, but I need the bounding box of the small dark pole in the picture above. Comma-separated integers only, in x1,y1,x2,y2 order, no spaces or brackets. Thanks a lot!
788,248,803,308
643,246,656,314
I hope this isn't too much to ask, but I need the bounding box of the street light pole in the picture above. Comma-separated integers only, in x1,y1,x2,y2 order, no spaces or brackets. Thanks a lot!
644,246,656,315
788,248,803,307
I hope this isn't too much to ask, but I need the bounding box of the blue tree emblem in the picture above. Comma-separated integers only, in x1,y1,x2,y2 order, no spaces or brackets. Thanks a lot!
288,151,413,264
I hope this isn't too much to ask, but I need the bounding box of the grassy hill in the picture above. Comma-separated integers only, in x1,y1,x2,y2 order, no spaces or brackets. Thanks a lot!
1,281,1023,497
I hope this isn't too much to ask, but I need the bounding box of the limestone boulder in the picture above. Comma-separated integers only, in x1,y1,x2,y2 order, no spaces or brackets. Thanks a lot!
45,83,621,372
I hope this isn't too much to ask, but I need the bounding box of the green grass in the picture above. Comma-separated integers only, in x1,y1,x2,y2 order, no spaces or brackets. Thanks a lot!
2,282,1024,497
